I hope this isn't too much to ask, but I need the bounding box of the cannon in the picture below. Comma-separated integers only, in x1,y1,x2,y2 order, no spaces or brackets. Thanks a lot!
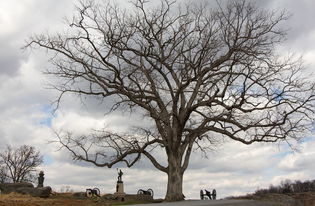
86,188,100,197
200,189,216,200
137,188,154,197
212,189,216,200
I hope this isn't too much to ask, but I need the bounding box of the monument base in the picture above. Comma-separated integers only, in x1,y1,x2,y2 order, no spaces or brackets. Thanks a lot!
115,181,125,195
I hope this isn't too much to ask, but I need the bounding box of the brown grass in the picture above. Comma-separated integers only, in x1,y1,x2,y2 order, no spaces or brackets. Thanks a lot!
0,193,154,206
227,192,315,206
0,193,55,206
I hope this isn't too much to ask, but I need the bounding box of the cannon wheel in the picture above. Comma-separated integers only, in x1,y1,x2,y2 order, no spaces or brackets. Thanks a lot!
200,190,204,200
86,189,93,198
212,189,216,200
93,188,101,196
137,189,144,195
147,188,154,197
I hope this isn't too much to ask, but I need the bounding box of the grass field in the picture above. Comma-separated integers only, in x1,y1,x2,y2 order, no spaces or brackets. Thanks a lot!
0,192,151,206
229,192,315,206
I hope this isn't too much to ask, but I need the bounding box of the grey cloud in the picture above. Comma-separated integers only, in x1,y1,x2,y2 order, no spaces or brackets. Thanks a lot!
188,141,279,173
267,0,315,51
278,139,315,172
0,0,73,77
0,49,21,76
0,38,26,77
226,0,315,52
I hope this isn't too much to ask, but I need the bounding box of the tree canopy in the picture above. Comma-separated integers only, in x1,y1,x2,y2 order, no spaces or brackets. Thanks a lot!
27,0,315,201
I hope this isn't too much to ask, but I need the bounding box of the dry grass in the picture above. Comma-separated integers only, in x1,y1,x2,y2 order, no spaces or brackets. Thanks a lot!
0,192,154,206
0,193,56,206
227,192,315,206
0,193,34,200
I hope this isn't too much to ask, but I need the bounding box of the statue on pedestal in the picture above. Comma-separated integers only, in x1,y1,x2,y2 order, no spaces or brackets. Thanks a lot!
115,169,125,195
117,169,123,182
37,171,44,188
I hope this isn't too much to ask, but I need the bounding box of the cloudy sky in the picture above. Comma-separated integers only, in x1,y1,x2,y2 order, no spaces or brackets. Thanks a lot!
1,0,315,200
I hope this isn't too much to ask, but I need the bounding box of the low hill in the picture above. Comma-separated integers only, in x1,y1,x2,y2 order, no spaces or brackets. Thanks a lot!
230,192,315,206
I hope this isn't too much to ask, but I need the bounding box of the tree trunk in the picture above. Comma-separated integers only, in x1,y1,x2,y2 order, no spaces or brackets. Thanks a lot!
164,157,184,201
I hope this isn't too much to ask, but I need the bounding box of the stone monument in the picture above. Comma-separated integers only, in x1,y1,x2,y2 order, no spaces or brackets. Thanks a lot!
37,171,44,188
115,169,125,195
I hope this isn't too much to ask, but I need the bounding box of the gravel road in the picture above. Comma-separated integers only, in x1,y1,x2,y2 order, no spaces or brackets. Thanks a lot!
130,199,279,206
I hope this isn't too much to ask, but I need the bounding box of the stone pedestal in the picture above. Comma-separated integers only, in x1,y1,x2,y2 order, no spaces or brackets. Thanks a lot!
115,181,125,195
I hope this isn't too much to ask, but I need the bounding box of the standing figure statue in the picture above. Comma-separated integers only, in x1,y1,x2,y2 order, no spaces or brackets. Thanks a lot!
37,171,45,188
117,169,123,182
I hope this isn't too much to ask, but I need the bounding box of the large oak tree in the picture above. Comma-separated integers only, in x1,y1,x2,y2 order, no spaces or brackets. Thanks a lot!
28,0,315,201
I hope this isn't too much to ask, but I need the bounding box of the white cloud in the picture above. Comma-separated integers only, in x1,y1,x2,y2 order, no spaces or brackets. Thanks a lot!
271,172,310,186
278,138,315,172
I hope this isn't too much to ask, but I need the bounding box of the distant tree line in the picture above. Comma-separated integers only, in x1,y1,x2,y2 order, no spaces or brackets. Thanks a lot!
255,179,315,194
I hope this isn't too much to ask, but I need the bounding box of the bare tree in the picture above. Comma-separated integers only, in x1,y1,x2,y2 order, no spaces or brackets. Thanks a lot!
0,145,43,183
0,165,8,183
27,0,315,201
